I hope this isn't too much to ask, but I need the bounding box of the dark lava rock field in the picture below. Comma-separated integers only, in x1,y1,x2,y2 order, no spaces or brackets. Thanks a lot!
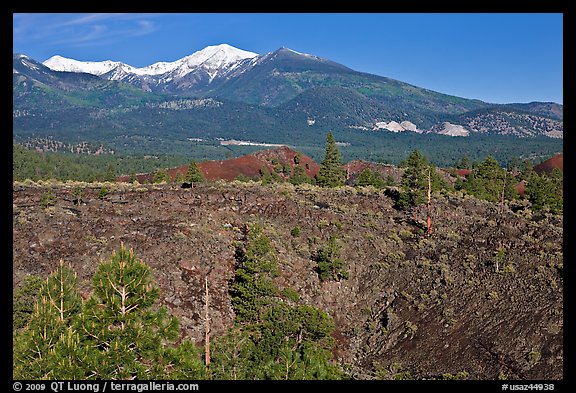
12,180,563,380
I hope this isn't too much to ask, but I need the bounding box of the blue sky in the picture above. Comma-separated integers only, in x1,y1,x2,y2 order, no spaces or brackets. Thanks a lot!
13,13,563,104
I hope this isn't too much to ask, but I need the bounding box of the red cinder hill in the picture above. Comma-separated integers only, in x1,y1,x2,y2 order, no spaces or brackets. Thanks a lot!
455,169,472,178
515,153,562,197
534,153,563,175
252,146,320,178
117,146,320,183
343,160,403,185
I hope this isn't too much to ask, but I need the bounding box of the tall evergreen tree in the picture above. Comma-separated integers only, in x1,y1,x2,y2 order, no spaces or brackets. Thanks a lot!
231,225,280,324
185,160,205,184
315,235,349,281
316,132,346,188
508,156,520,175
518,159,536,182
397,150,446,209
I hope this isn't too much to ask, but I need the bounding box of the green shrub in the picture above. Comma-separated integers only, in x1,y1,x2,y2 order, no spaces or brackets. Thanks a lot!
153,168,171,184
314,235,349,281
72,186,83,205
40,190,55,209
527,351,541,364
98,186,109,200
441,371,469,380
282,287,300,303
404,321,418,338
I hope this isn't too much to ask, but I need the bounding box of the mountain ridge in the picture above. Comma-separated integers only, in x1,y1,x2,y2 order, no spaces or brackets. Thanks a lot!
44,44,258,78
13,45,563,161
39,43,562,108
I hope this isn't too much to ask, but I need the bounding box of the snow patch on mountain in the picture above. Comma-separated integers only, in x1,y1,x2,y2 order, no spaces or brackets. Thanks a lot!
43,55,128,75
22,60,40,71
283,47,314,58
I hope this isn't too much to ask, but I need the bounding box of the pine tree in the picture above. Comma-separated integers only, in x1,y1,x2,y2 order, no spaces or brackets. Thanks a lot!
316,132,346,188
398,150,428,208
40,190,55,209
129,170,138,183
160,339,207,380
13,248,206,380
104,164,116,182
525,169,563,214
397,150,446,209
518,159,535,182
80,244,180,379
153,168,171,184
13,275,44,331
13,261,84,379
315,235,349,281
461,155,517,203
72,186,83,206
185,160,205,184
289,165,313,185
98,186,108,200
509,156,520,175
174,172,186,184
212,225,345,380
231,225,279,323
355,168,385,188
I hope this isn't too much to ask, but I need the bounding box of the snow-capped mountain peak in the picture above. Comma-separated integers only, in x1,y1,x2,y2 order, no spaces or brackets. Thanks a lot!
182,44,257,68
43,44,258,82
43,55,127,76
172,44,258,79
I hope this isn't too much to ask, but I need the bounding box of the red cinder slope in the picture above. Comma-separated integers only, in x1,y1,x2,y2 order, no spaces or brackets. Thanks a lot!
252,145,320,178
534,153,563,175
344,160,403,185
117,146,320,183
199,155,266,181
